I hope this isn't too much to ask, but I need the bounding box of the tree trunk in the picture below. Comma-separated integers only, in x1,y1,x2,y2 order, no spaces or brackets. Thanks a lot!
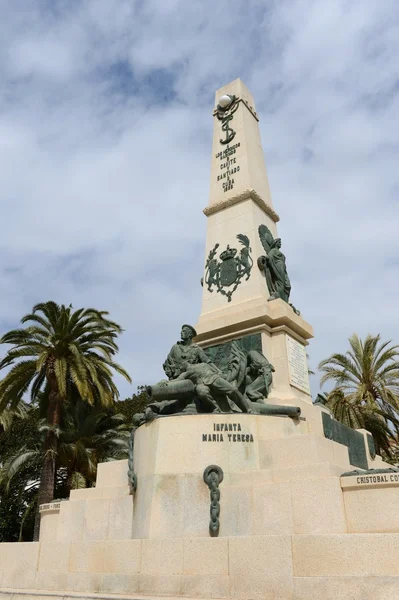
33,381,62,541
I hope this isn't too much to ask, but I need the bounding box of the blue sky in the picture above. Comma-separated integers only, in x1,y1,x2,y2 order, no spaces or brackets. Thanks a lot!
0,0,398,398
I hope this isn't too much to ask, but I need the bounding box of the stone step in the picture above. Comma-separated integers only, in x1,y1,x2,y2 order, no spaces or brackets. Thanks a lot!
70,486,130,501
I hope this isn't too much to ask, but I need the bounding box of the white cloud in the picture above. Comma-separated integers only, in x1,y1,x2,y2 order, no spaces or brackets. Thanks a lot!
0,0,398,398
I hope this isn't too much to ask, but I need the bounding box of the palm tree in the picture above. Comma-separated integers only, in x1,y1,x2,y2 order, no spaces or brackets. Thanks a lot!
0,301,131,539
315,391,398,457
0,403,27,434
318,334,399,456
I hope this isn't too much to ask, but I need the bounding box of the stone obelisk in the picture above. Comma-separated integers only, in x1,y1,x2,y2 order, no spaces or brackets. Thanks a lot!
195,78,314,405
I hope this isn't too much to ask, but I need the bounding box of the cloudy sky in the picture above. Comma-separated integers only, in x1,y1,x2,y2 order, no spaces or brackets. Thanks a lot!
0,0,398,399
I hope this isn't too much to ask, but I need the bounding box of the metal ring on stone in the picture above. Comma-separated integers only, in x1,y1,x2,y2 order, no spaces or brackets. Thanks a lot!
203,465,224,484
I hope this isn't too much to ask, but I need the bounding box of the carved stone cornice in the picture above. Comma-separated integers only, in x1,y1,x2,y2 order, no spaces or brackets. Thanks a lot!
203,188,280,223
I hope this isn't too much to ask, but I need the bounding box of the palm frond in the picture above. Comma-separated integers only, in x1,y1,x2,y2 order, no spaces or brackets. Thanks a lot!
318,334,399,457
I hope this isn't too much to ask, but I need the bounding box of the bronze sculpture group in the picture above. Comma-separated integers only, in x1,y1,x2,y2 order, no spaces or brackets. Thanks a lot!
132,224,302,424
135,324,300,423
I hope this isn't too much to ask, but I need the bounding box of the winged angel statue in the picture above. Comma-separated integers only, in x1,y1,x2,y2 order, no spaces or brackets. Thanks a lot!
258,224,299,314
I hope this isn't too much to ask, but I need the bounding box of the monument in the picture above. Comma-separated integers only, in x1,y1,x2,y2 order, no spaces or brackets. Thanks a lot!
1,79,399,600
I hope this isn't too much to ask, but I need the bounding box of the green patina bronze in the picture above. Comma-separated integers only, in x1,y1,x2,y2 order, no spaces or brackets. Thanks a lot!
245,350,275,402
258,224,299,314
367,433,376,460
145,379,197,417
205,334,282,407
204,333,262,369
148,379,195,402
341,467,399,477
137,329,301,422
255,404,300,418
322,412,369,470
163,324,210,380
127,428,136,492
150,361,255,415
205,334,276,404
127,412,148,492
216,94,239,145
204,234,253,302
203,465,224,537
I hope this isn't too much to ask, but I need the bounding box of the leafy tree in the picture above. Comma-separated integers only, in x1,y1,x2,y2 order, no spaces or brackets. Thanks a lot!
115,386,149,424
0,401,131,540
0,405,41,541
318,334,399,457
0,301,131,539
0,403,28,433
0,470,39,542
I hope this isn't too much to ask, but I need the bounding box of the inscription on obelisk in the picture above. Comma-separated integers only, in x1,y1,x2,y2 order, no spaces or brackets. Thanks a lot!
286,335,311,395
215,140,241,195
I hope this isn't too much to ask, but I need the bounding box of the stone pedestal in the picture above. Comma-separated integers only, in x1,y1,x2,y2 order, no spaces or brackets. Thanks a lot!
132,413,314,540
196,299,313,406
2,410,399,600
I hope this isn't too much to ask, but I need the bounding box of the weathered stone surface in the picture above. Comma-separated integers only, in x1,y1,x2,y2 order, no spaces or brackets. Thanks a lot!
57,499,85,542
65,572,103,593
103,540,141,574
291,477,347,534
69,541,104,573
95,459,128,488
229,535,294,599
272,461,343,482
37,542,70,573
252,481,293,535
138,573,182,596
219,485,253,537
259,435,338,470
141,538,183,574
293,533,399,576
0,542,39,589
34,571,69,591
69,485,130,500
38,509,59,542
107,496,133,539
149,474,186,538
82,498,110,541
182,574,230,598
294,576,399,600
183,538,229,575
343,485,399,533
101,573,140,594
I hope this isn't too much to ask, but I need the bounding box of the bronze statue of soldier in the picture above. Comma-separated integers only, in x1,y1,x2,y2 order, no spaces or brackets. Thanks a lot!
163,324,209,379
175,361,255,414
245,350,275,402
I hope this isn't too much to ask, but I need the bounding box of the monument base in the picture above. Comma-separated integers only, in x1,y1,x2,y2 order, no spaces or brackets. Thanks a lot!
1,409,399,599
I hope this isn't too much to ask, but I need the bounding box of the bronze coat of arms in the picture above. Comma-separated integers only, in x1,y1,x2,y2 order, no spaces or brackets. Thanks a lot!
204,234,253,302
